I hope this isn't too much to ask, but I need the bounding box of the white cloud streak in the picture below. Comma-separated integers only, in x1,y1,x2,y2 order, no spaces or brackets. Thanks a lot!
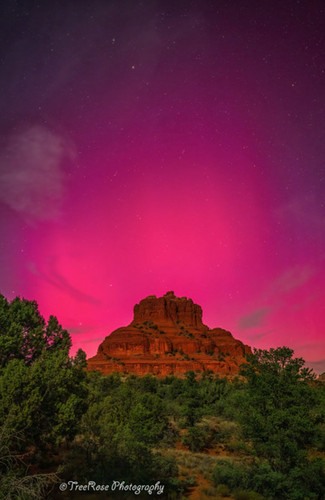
0,125,76,223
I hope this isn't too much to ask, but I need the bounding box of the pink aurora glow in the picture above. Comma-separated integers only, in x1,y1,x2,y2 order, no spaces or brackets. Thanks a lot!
1,1,324,372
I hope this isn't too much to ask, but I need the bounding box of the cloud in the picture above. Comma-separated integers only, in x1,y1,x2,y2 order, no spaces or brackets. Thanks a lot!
238,307,270,330
304,359,325,376
248,329,277,341
276,195,325,233
28,259,100,305
69,333,104,342
269,265,314,295
0,125,76,223
237,264,316,333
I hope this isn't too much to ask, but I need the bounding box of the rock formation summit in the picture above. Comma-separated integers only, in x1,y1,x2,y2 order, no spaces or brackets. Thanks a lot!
87,291,251,377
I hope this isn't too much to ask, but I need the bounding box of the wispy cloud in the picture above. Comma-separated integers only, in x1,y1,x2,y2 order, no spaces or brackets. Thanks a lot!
68,323,111,337
28,258,100,305
248,329,277,341
304,359,325,375
269,265,315,295
0,125,76,223
238,307,270,330
237,264,315,333
277,195,325,233
70,335,104,343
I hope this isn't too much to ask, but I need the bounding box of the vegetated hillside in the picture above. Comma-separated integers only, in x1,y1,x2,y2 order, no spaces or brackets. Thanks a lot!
57,348,325,500
87,291,251,377
1,294,325,500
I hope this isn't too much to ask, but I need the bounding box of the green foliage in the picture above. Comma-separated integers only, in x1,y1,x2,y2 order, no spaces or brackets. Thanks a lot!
212,459,244,490
73,370,180,495
226,440,251,455
167,376,184,399
2,302,325,500
182,426,209,452
75,361,325,500
0,294,71,369
138,373,159,393
0,295,87,448
235,347,325,499
216,483,230,497
243,462,284,499
215,420,239,443
0,294,88,497
233,490,266,500
182,474,198,488
241,347,316,382
0,348,87,449
128,393,168,445
199,375,234,415
239,347,319,473
181,372,202,426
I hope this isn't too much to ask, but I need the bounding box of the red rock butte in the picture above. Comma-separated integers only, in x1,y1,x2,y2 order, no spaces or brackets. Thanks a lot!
86,291,252,377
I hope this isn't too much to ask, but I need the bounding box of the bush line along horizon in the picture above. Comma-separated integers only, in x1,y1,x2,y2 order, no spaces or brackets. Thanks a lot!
0,293,325,500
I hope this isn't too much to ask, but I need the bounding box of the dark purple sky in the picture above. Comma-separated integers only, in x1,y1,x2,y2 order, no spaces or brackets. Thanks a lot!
0,0,324,372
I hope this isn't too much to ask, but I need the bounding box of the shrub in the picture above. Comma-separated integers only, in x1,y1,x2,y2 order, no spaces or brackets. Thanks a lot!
215,420,239,443
244,462,284,498
226,441,250,454
216,484,230,497
199,486,218,496
182,426,209,452
212,459,243,490
182,474,198,487
233,490,266,500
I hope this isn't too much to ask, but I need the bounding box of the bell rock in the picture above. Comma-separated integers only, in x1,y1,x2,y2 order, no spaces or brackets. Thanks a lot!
86,291,251,377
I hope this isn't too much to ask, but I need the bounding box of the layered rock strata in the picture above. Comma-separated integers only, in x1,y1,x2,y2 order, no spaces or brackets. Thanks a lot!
87,291,251,377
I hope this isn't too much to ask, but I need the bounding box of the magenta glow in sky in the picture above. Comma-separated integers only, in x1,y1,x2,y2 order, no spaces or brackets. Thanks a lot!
0,0,324,372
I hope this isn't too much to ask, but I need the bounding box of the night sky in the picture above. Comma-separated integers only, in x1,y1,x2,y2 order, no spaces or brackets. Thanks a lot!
0,0,324,372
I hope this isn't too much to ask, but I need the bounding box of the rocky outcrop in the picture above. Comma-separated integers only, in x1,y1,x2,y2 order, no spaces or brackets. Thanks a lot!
133,291,204,327
87,291,251,377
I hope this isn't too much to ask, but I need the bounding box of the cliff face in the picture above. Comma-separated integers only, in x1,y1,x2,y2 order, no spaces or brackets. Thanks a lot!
133,291,204,328
87,291,251,377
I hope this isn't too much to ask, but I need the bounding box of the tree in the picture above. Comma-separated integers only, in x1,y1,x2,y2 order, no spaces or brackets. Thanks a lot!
240,347,317,469
0,294,71,369
182,425,209,452
75,372,179,492
0,349,87,453
0,294,87,449
239,347,325,499
182,371,202,426
128,393,168,446
0,294,88,497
